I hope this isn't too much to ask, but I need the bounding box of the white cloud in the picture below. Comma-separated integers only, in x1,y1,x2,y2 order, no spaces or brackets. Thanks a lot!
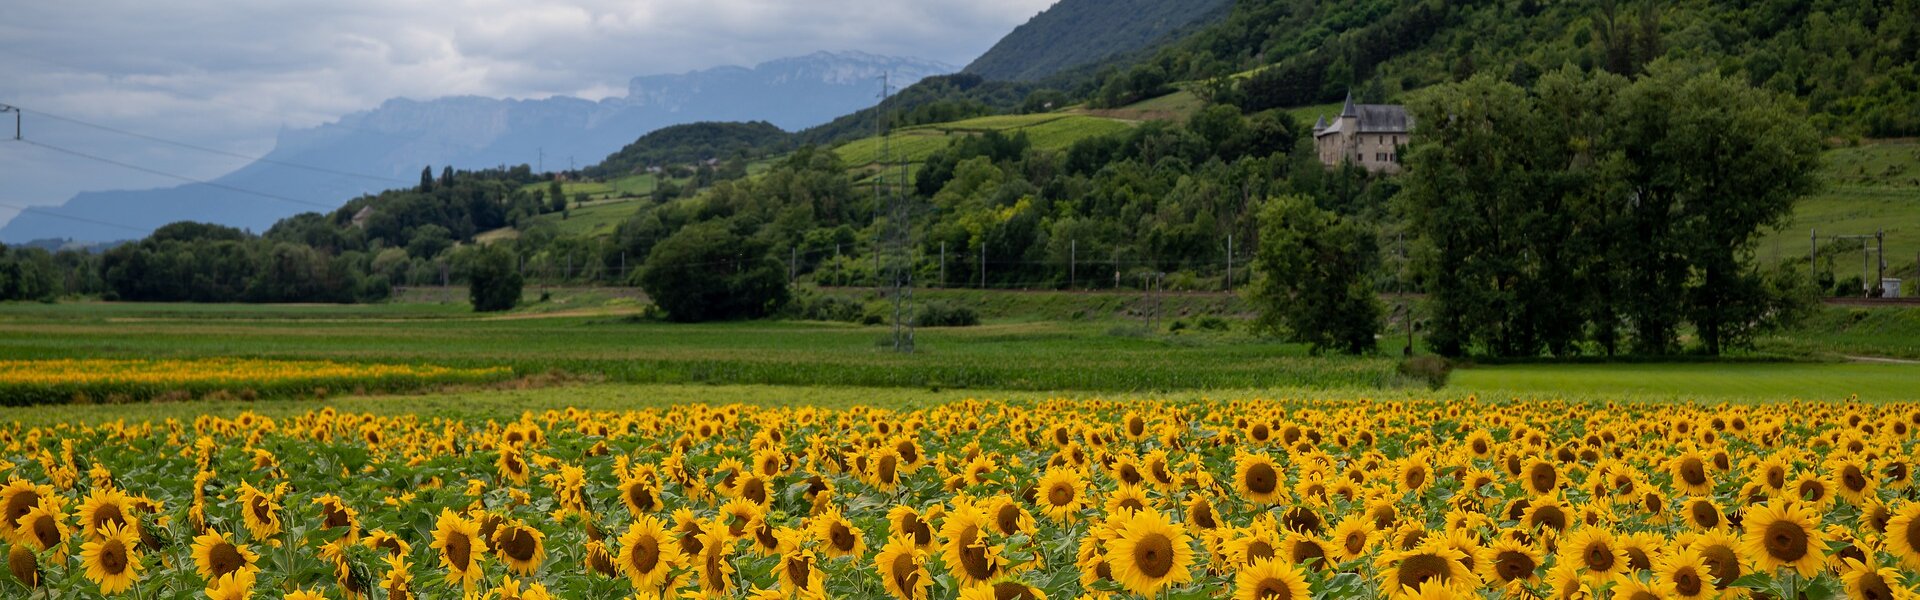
0,0,1056,219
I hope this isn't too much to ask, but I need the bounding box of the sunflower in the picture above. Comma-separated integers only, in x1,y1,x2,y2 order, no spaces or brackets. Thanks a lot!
958,580,1048,600
1522,458,1561,496
14,504,67,552
869,449,904,491
1616,531,1663,572
1558,528,1628,585
313,495,358,541
619,477,661,518
1035,468,1086,523
80,521,141,595
1840,557,1910,600
1102,483,1153,517
809,506,867,559
1376,543,1474,599
1682,496,1724,531
382,554,414,600
775,529,825,597
491,519,547,576
497,445,531,485
1224,520,1282,568
430,508,487,589
0,479,50,541
1476,537,1541,586
1668,450,1714,496
1887,502,1920,570
1520,494,1571,534
203,568,255,600
1738,500,1827,577
1230,557,1309,600
8,543,37,588
1281,532,1336,572
78,488,136,541
887,505,935,551
1328,515,1377,564
1397,456,1433,495
1234,453,1285,505
363,528,412,558
236,481,282,540
939,503,1003,585
192,530,259,580
618,514,682,592
1688,529,1745,591
1832,458,1877,504
1655,547,1714,600
693,530,735,594
1103,508,1194,596
1788,471,1834,509
875,534,929,600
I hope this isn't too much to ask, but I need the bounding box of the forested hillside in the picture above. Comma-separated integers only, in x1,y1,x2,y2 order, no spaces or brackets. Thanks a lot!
584,122,792,179
962,0,1232,82
1085,0,1918,136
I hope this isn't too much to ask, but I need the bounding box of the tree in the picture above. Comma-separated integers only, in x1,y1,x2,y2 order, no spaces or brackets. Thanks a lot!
419,166,435,193
468,245,523,312
1247,195,1381,355
639,221,789,322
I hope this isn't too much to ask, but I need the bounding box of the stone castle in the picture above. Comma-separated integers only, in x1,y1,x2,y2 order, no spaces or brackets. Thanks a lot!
1312,93,1412,173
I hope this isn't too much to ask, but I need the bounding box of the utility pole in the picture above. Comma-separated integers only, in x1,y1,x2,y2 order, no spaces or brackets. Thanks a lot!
1879,229,1887,297
979,242,987,289
1226,234,1233,292
537,147,544,173
1069,240,1076,290
790,247,797,283
0,105,18,140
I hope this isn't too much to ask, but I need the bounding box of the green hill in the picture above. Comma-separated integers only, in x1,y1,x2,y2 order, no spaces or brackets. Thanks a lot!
833,114,1137,168
962,0,1232,82
584,121,791,179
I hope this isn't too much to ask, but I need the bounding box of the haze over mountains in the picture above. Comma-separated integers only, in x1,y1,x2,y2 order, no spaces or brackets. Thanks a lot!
1,52,953,244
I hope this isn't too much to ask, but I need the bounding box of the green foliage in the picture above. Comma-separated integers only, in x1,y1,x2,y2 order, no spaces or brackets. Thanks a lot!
1401,66,1822,357
467,245,523,313
0,243,66,302
585,121,792,179
962,0,1232,82
1247,194,1382,355
640,221,791,322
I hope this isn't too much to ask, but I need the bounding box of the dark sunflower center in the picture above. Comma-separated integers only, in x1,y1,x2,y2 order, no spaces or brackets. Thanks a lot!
95,505,128,530
1859,572,1895,600
1530,506,1567,532
993,582,1040,600
1283,507,1321,534
1291,539,1326,568
1133,532,1174,578
1404,467,1426,489
630,535,660,573
1395,553,1451,588
1245,463,1277,495
1690,502,1719,528
1530,463,1557,491
1625,547,1651,571
1494,551,1533,581
889,553,919,595
210,542,246,577
831,523,856,551
445,532,472,569
500,528,537,561
1583,542,1616,571
1192,503,1216,529
1247,540,1275,562
1345,532,1366,554
678,527,704,557
1763,520,1808,561
958,526,995,580
1672,566,1702,596
1256,576,1294,600
742,478,767,505
1701,545,1740,587
5,491,40,524
878,456,898,484
1679,458,1707,486
1905,519,1920,557
1842,467,1867,492
785,554,811,586
1048,484,1074,507
628,485,654,511
249,496,273,523
99,539,128,573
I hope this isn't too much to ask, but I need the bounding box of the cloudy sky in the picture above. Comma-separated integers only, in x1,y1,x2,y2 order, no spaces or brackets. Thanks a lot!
0,0,1055,227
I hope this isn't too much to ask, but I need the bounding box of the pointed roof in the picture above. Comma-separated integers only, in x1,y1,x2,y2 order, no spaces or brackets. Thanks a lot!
1340,91,1357,118
1313,115,1327,130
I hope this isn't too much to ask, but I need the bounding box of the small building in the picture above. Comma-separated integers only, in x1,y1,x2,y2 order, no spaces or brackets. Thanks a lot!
1312,92,1412,174
1884,278,1904,299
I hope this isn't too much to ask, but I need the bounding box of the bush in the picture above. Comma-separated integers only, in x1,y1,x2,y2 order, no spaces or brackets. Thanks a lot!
1397,356,1454,390
640,222,790,322
468,246,523,312
788,291,867,323
1195,316,1231,331
916,300,980,327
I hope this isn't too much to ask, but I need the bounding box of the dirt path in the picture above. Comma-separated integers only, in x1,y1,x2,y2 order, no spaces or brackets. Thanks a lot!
1845,355,1920,365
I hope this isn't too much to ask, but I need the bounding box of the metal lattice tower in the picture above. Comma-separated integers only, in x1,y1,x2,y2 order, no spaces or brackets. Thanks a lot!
878,75,916,353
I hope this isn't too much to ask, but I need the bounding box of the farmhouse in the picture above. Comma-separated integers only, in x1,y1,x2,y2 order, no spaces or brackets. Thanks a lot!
1312,93,1412,173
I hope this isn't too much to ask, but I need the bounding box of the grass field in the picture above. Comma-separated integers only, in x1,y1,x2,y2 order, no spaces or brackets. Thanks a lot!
835,115,1137,168
0,299,1399,395
529,197,644,238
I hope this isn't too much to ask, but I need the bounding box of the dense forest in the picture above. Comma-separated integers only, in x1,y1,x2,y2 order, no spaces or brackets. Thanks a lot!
961,0,1232,82
584,122,792,179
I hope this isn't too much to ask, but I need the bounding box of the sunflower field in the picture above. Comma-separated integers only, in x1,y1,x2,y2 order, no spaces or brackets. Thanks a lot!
0,359,514,406
0,396,1916,599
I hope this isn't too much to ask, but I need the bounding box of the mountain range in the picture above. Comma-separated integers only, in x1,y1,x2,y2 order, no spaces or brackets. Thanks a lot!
1,51,952,243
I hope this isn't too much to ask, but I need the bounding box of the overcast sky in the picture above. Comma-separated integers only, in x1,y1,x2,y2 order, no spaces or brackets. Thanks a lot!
0,0,1055,228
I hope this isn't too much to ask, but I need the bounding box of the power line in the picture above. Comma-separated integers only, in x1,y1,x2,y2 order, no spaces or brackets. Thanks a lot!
20,139,334,210
13,105,408,184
